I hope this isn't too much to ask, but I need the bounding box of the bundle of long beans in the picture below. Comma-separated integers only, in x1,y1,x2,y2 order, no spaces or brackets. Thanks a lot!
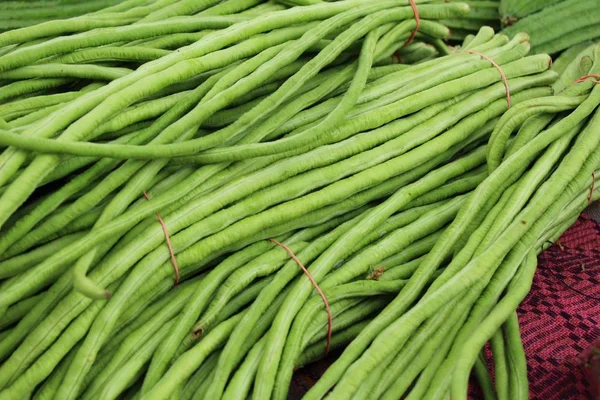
434,0,599,55
501,0,600,55
434,0,501,42
0,0,127,31
300,44,600,400
0,0,595,399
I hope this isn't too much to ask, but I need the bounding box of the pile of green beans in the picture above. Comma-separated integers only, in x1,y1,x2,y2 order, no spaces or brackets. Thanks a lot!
300,44,600,400
0,0,596,398
501,0,600,55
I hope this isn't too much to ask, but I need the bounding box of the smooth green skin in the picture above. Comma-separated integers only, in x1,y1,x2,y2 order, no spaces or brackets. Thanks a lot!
551,42,595,76
404,167,487,208
195,172,452,356
402,309,472,400
0,271,78,362
189,211,366,337
505,313,529,400
0,63,131,81
0,232,85,279
455,66,597,252
474,353,497,400
322,87,600,400
504,113,554,160
491,330,509,400
7,69,552,268
533,24,600,56
296,320,372,369
502,0,598,44
552,44,596,94
0,0,122,18
0,78,71,103
71,83,230,299
221,336,267,400
58,221,286,400
3,69,228,291
366,223,518,400
239,1,287,16
47,46,171,63
451,251,537,400
31,345,78,400
366,200,516,399
200,22,392,156
91,92,189,137
0,93,201,259
0,125,163,259
201,0,264,16
379,251,430,281
62,61,304,278
0,16,247,69
1,41,544,396
0,293,42,330
223,300,384,400
0,91,83,119
180,352,219,400
185,34,528,163
301,297,392,352
202,96,482,390
0,253,179,387
0,0,180,47
487,95,587,172
463,26,495,50
85,231,283,390
417,161,589,399
140,0,222,22
424,129,584,388
4,207,348,395
80,278,204,395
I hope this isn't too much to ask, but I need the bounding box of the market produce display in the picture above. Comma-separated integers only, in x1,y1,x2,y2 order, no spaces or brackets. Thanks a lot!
0,0,598,399
435,0,600,53
501,0,600,55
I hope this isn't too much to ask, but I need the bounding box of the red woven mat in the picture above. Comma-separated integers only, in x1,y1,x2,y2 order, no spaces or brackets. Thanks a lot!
291,215,600,399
